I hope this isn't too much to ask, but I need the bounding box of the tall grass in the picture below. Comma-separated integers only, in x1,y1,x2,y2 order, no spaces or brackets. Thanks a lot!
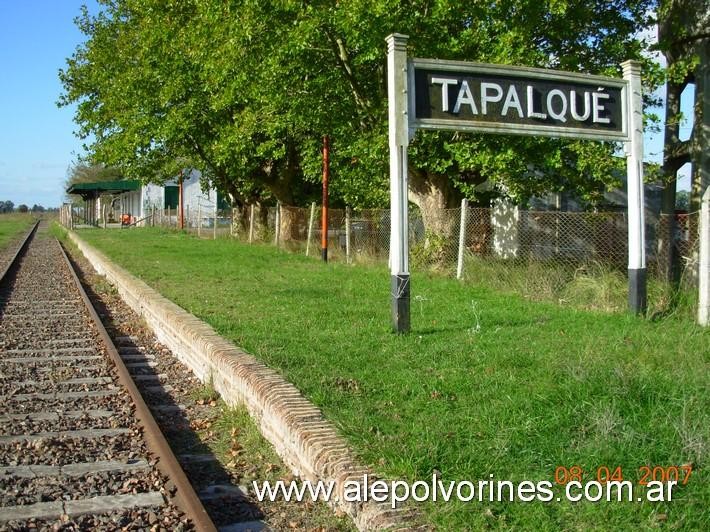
462,254,697,318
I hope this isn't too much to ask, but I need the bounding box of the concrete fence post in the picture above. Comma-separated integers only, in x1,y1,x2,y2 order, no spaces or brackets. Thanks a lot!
274,202,281,248
213,203,217,240
699,187,710,326
345,206,352,264
249,204,255,244
197,203,201,238
306,202,316,256
457,198,469,279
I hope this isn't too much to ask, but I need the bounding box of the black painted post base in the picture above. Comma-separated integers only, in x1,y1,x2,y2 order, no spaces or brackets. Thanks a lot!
391,274,410,334
322,248,328,263
628,268,647,315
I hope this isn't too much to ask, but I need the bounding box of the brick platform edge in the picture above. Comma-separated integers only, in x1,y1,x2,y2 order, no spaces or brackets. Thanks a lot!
67,231,423,531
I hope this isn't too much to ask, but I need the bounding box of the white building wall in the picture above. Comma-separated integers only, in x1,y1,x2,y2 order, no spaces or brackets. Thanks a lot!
165,169,217,227
141,183,165,219
111,170,217,227
120,190,142,221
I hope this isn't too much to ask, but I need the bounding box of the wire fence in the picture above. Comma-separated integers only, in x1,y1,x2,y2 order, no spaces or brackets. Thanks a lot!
98,201,703,316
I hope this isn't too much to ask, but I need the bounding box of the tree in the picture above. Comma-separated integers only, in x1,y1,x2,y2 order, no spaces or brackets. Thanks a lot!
655,0,708,281
17,204,28,213
676,189,690,211
658,0,709,212
0,200,14,213
31,204,46,213
61,1,661,242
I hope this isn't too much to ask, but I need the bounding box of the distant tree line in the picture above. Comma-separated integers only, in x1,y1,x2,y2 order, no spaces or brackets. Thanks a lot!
0,201,50,213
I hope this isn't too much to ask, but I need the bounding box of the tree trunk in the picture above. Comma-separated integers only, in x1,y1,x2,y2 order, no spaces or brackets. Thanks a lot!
690,38,710,212
657,0,709,280
659,79,686,283
407,168,462,263
278,205,303,242
262,139,300,241
255,201,270,240
408,168,461,237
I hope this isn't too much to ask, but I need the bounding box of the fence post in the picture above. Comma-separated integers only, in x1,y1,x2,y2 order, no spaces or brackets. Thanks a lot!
103,204,108,229
345,206,352,264
457,198,468,279
699,187,710,326
197,203,201,237
231,207,238,238
249,204,255,243
306,202,316,256
274,202,281,248
70,205,74,231
213,203,217,240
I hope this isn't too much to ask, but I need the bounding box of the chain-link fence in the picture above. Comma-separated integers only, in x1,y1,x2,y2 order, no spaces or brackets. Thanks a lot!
143,201,702,316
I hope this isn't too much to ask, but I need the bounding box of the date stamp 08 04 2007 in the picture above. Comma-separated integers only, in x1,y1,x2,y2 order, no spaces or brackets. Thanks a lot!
554,464,694,486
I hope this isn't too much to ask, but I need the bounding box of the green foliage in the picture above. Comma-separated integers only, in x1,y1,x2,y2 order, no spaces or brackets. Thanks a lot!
676,189,690,211
60,1,662,213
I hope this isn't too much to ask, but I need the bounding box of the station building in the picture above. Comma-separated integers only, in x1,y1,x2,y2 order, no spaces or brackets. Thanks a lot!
66,169,229,226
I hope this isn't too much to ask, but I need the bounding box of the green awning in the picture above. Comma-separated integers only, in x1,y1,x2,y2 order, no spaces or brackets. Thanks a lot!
66,180,141,198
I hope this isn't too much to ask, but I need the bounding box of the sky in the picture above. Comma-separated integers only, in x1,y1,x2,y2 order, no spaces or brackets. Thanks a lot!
0,2,693,209
0,0,99,208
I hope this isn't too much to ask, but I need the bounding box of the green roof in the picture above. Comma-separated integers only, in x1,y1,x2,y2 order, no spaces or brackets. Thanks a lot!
66,180,141,197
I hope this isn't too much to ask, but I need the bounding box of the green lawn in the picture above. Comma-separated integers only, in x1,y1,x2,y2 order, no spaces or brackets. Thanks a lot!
0,213,35,252
73,227,709,530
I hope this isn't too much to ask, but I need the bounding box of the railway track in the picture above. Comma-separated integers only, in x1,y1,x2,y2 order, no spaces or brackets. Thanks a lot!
0,222,215,531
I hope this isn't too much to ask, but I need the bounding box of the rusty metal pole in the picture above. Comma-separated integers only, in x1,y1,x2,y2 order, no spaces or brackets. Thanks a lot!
321,135,330,263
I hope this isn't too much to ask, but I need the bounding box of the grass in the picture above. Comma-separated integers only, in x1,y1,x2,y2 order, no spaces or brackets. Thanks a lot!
73,226,709,530
462,255,696,318
0,213,36,252
191,374,220,405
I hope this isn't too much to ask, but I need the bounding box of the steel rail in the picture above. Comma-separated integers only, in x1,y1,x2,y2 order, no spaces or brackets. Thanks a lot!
0,219,40,287
55,238,217,532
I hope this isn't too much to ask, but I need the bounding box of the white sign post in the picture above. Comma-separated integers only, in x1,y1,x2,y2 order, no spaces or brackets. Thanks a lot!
622,60,646,314
386,34,645,333
387,34,412,333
